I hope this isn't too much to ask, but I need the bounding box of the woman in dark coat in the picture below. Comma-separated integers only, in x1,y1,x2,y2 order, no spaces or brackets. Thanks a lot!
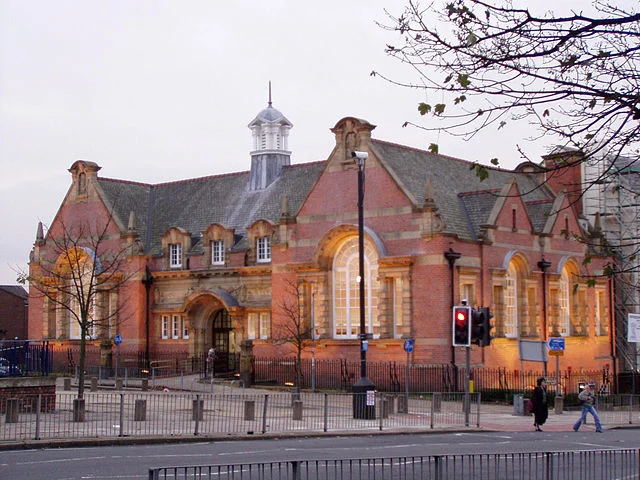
531,377,549,431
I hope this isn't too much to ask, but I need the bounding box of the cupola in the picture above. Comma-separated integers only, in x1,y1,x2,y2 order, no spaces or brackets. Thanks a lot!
247,83,293,190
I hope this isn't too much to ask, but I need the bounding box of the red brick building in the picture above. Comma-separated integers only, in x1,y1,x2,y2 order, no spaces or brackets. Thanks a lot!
27,103,615,375
0,286,28,340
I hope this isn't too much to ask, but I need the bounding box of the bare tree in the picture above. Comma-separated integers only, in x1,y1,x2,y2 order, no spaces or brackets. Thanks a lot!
272,279,312,388
375,0,640,369
375,0,639,176
19,217,136,400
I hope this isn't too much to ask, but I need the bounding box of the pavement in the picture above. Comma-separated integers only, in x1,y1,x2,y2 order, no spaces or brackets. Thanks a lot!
0,375,629,451
61,375,610,434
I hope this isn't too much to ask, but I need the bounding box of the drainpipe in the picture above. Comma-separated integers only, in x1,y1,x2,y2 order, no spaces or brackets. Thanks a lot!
141,265,154,373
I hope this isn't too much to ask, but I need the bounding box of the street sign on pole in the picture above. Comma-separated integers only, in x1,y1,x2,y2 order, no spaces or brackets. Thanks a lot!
114,334,123,345
403,339,414,353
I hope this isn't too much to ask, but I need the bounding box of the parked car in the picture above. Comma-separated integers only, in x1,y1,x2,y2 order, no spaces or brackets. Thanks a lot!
0,357,21,377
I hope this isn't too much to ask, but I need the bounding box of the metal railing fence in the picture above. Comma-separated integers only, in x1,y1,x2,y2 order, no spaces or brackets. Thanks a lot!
0,391,479,442
252,357,612,396
148,449,640,480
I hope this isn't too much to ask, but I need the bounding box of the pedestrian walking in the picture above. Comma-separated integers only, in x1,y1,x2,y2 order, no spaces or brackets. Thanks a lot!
531,377,549,432
206,347,216,378
573,381,602,433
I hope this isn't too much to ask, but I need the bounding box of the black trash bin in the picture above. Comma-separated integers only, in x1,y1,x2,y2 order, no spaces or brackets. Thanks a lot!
352,378,376,420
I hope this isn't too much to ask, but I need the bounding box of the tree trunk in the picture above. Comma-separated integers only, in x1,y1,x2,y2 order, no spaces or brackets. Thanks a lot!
77,326,87,399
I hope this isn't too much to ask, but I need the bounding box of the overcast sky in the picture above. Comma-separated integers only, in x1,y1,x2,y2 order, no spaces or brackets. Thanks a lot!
0,0,628,285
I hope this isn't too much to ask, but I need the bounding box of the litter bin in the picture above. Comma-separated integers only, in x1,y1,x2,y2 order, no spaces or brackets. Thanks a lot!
352,378,376,420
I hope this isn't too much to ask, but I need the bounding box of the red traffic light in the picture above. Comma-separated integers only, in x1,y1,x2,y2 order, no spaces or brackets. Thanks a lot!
452,306,471,346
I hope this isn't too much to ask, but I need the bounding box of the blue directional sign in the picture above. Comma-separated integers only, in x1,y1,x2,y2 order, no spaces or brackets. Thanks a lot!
404,339,414,353
114,334,123,345
547,337,565,351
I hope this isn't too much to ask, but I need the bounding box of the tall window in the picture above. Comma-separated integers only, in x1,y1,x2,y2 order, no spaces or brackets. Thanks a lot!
211,240,225,265
161,316,169,339
169,243,182,268
595,289,608,336
256,236,271,263
504,263,518,337
248,312,270,339
559,268,571,336
393,277,404,338
333,237,379,339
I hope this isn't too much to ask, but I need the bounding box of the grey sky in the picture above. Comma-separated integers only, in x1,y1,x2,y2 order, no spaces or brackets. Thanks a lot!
0,0,622,284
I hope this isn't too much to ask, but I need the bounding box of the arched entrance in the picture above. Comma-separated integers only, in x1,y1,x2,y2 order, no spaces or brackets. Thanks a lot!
209,309,236,373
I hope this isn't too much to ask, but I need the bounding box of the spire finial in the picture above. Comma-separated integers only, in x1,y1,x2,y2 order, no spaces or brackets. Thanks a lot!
268,81,272,107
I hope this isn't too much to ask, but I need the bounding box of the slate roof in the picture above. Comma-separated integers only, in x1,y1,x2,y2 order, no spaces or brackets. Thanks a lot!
95,136,558,255
371,140,555,240
98,162,325,256
0,286,28,300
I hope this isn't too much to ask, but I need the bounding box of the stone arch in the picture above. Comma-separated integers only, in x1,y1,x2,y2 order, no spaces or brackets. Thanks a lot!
181,289,240,359
314,224,386,269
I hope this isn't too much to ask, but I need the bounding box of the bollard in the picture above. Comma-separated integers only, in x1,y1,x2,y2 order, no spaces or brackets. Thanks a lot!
292,400,303,421
381,396,390,419
5,398,19,423
192,399,204,421
244,400,255,421
397,394,408,414
554,395,564,414
432,393,442,413
90,377,98,392
134,399,147,421
63,378,72,391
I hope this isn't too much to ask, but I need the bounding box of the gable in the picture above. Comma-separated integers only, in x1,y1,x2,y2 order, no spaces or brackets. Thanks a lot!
491,182,534,232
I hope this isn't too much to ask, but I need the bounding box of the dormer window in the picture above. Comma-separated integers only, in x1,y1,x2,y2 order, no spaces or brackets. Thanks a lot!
256,236,271,263
211,240,225,265
169,243,182,268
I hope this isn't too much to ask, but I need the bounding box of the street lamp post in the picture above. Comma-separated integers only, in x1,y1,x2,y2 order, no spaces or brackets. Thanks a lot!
141,266,153,374
351,151,375,419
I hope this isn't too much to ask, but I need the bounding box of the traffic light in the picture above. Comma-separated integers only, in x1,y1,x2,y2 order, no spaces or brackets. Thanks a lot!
479,306,494,346
471,308,484,345
452,306,471,347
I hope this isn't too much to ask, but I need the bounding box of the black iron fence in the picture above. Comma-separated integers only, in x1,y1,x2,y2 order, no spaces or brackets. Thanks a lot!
0,340,51,377
253,357,611,398
148,449,640,480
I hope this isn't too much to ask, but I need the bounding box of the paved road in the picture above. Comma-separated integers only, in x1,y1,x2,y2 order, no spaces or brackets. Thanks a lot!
3,429,640,480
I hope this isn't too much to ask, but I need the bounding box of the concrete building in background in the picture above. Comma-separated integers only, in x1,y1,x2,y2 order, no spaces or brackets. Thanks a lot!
26,98,616,378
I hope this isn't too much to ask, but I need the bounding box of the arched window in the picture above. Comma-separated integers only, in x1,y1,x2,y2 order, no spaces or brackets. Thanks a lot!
332,237,379,339
504,262,518,337
559,267,572,336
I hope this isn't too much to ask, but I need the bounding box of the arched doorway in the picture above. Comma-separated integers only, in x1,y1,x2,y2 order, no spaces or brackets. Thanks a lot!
209,309,235,373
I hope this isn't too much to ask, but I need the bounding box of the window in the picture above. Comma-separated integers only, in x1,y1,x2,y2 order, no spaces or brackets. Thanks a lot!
504,263,518,337
211,240,225,265
182,319,189,339
169,243,182,268
559,269,571,336
172,315,180,339
256,236,271,263
333,237,379,339
595,290,608,336
393,277,404,338
161,316,169,339
248,312,270,339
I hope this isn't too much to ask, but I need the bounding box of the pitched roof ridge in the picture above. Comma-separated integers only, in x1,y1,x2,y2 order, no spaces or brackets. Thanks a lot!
371,139,519,174
458,188,502,197
281,160,327,169
99,177,152,188
153,170,248,187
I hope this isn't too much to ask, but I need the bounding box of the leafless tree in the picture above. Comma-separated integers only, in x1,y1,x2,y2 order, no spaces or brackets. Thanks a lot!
19,217,135,400
273,279,312,388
